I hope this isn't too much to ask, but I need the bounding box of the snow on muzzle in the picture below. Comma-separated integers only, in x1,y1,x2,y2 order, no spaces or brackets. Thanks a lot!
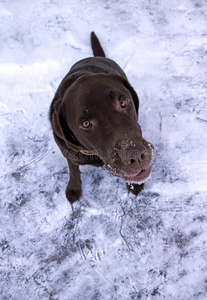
103,138,155,183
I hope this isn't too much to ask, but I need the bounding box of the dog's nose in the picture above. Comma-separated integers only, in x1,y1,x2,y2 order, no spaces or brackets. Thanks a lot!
120,149,145,166
120,144,151,168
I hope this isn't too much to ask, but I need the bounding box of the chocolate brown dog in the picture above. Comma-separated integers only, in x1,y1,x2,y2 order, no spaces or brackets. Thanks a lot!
50,32,154,203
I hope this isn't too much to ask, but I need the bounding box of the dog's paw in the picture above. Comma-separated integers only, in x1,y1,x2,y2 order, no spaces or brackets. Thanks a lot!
126,183,144,196
65,185,82,203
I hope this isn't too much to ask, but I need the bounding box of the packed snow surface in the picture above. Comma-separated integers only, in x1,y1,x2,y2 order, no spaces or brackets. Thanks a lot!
0,0,207,299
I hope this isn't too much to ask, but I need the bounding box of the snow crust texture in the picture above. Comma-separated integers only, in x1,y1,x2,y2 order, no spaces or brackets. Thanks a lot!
0,0,207,299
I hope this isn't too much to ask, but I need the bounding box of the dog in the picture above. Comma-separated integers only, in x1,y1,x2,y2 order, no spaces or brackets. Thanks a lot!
50,32,154,203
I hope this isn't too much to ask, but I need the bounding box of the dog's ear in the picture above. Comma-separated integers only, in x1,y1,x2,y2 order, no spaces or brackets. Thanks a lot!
120,77,139,117
51,99,82,155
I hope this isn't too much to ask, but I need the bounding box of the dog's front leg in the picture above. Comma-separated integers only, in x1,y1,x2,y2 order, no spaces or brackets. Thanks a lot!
66,160,82,203
126,183,144,196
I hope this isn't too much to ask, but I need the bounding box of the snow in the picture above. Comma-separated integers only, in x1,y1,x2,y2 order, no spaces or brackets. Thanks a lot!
1,0,207,299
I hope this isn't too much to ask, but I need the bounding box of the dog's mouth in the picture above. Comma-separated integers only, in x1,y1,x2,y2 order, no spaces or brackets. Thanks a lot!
106,165,152,185
123,165,152,184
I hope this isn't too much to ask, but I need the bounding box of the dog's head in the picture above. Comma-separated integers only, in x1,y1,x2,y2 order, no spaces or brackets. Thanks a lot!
52,73,154,184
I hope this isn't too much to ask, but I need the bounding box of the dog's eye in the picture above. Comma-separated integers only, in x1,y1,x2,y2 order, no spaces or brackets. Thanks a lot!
119,99,128,108
81,120,91,128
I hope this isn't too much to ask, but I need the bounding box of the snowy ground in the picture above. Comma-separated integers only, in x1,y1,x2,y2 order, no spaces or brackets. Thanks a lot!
1,0,207,299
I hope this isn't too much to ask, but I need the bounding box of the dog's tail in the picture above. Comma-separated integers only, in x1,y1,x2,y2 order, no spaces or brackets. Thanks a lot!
91,32,106,57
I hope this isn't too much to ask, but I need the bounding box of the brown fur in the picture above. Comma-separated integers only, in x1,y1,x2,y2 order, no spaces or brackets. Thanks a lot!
50,32,154,203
